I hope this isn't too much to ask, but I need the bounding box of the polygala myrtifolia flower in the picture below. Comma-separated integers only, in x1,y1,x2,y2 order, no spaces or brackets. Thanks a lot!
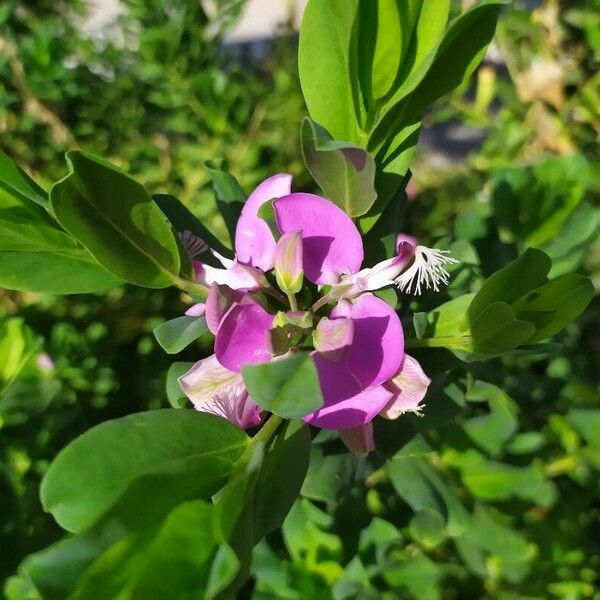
178,175,455,455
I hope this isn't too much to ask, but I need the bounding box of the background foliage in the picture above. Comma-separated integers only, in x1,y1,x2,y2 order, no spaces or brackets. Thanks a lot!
1,0,598,598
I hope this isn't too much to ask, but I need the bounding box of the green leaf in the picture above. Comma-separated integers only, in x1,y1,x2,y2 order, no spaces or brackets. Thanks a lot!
153,315,209,354
14,529,120,600
251,420,312,540
50,151,181,288
409,509,446,549
379,0,451,111
446,449,556,507
206,159,245,246
41,409,249,533
387,455,469,538
213,422,311,596
241,352,324,419
463,382,518,456
470,302,536,353
0,250,122,294
511,273,594,342
301,118,376,218
72,501,237,600
455,504,535,583
301,448,361,504
468,248,551,320
370,1,506,152
0,318,41,395
165,362,193,408
0,149,48,208
299,0,361,143
0,188,121,294
369,0,405,100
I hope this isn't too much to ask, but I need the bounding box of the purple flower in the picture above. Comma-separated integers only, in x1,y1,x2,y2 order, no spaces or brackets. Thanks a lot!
179,175,452,445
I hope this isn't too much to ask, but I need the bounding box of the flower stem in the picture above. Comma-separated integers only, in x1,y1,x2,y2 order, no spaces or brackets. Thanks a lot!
287,292,298,311
405,336,470,349
262,286,289,306
252,414,283,445
171,276,208,299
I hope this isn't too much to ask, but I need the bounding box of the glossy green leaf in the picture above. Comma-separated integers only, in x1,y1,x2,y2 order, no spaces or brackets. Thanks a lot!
50,151,181,288
301,448,361,504
0,149,48,208
511,273,594,342
470,302,536,353
72,501,237,600
14,529,120,600
387,455,469,539
468,248,551,320
213,421,311,596
153,315,209,354
251,420,312,540
41,410,249,533
299,0,361,143
463,382,518,456
301,118,376,218
165,362,193,408
370,1,506,152
206,159,245,246
377,0,450,114
241,352,324,418
0,188,121,294
0,318,41,395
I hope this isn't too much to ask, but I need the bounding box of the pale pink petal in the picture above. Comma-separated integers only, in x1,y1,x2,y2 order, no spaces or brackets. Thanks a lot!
313,317,354,362
274,193,363,285
215,303,273,372
331,293,404,390
184,303,206,317
304,354,393,429
337,234,417,297
178,354,262,429
339,422,375,456
381,354,431,418
234,174,292,272
194,260,267,291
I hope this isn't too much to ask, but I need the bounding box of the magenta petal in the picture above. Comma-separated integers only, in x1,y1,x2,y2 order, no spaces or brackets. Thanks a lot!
331,293,404,390
234,214,276,272
243,173,293,216
215,303,273,372
274,193,363,284
304,354,393,429
234,174,292,272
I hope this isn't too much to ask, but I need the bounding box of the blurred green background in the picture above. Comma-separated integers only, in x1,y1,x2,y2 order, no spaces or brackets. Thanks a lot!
1,0,599,598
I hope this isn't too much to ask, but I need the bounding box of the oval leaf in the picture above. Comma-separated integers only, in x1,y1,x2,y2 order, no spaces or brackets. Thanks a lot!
50,151,181,288
153,316,209,354
301,118,377,218
41,409,249,534
241,352,324,418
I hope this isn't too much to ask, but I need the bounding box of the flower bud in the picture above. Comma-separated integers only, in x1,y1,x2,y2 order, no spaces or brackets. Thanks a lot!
274,230,304,294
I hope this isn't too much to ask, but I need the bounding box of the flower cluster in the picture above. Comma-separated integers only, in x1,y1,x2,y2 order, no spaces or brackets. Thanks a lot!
179,175,456,454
